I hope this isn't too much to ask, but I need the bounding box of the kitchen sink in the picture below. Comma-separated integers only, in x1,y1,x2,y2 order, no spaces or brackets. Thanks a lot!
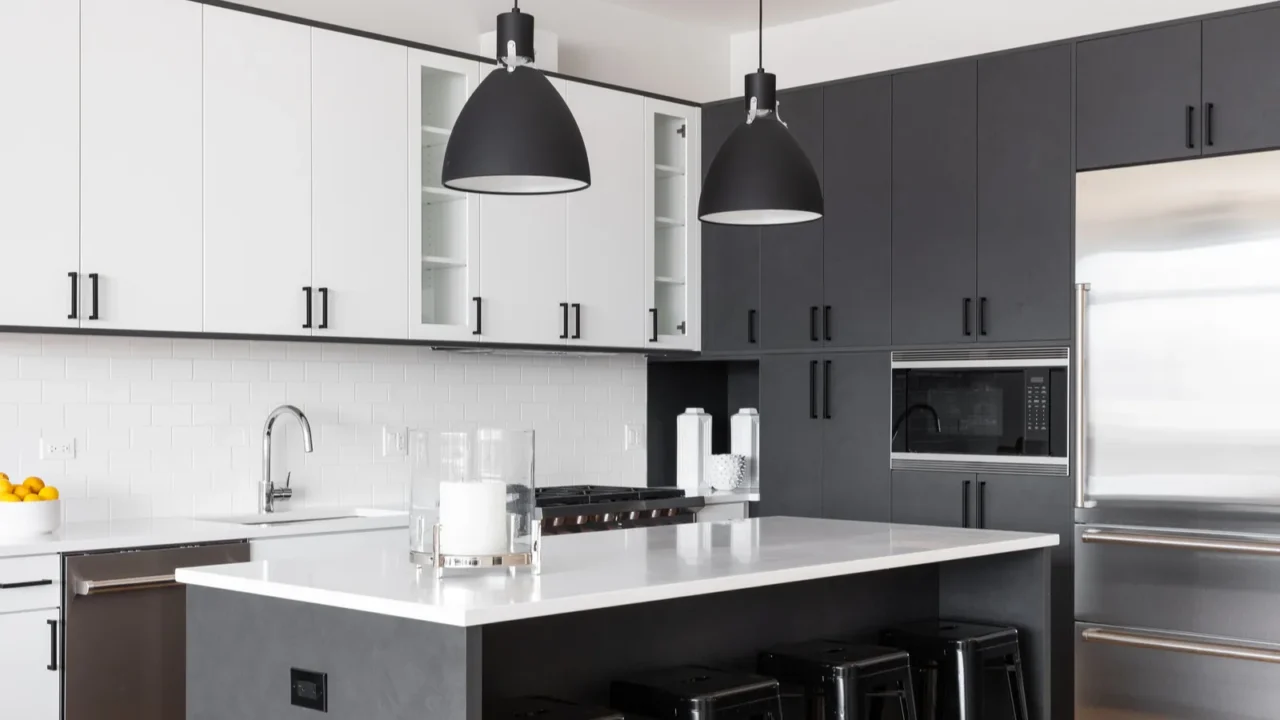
202,507,405,528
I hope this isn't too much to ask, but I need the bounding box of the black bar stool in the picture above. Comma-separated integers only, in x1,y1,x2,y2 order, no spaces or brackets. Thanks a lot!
484,696,624,720
611,665,784,720
758,639,919,720
881,620,1031,720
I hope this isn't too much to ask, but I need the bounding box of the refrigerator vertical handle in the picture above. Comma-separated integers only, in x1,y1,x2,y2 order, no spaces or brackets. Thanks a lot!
1074,283,1094,509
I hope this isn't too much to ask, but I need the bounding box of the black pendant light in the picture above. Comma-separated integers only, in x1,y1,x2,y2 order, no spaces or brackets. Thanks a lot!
442,2,590,194
699,0,823,225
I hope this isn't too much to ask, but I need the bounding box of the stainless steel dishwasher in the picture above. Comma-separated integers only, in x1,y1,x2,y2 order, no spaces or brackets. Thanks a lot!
63,541,250,720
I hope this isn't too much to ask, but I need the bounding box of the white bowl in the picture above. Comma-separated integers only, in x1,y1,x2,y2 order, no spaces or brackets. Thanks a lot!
0,500,61,539
706,454,748,491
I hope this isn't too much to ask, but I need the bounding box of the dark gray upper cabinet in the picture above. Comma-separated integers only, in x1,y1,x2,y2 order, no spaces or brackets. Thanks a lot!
822,352,891,522
758,354,824,518
891,61,978,346
701,101,761,353
823,77,893,349
1076,22,1203,170
1202,7,1280,156
760,88,825,351
890,470,974,528
977,44,1073,343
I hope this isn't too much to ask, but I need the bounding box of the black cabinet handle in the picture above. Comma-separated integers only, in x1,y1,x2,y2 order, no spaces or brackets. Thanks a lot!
0,579,53,589
559,302,569,339
962,298,972,336
87,272,100,320
649,308,658,342
823,305,832,342
747,309,757,344
962,480,972,528
979,297,988,336
472,296,482,335
1205,102,1215,147
809,306,819,342
302,286,313,329
1186,105,1196,149
571,303,581,339
808,360,818,419
822,360,832,420
46,619,57,671
317,288,328,329
977,480,987,528
67,272,78,320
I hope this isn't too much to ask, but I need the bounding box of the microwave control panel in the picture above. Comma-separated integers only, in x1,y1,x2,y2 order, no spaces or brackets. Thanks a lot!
1025,373,1050,442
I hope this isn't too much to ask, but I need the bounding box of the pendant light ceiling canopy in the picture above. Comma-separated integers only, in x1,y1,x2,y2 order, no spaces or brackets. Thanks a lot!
442,2,590,195
698,0,824,226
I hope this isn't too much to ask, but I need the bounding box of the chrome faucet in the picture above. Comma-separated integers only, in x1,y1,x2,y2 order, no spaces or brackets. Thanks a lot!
261,404,314,513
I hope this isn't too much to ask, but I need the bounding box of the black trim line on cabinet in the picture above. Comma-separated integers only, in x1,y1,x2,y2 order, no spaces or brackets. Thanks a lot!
46,619,57,671
977,480,987,527
808,360,818,419
962,298,972,336
189,0,700,109
979,297,988,336
822,359,832,419
302,286,313,329
472,296,482,336
0,579,53,590
1186,105,1196,149
1205,102,1215,147
88,273,100,320
962,479,972,528
318,288,328,329
67,272,78,320
649,308,658,342
571,303,581,339
560,303,570,340
747,309,757,344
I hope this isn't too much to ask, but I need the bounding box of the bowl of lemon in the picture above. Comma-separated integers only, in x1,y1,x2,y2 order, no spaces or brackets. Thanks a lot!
0,474,61,539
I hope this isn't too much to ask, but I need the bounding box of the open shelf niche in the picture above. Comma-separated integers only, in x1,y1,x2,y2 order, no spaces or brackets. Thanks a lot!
418,65,470,328
647,359,760,489
652,113,690,338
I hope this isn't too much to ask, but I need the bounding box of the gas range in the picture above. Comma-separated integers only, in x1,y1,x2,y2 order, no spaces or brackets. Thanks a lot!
535,485,705,535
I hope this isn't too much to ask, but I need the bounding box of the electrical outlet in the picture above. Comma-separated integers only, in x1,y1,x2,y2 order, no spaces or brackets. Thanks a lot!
624,424,646,451
40,435,76,460
380,426,408,459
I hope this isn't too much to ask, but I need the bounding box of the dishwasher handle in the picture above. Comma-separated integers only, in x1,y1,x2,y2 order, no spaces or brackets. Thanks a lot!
74,573,180,596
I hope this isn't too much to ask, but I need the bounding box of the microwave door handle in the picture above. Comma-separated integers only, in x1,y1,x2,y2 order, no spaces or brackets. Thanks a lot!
1073,283,1094,509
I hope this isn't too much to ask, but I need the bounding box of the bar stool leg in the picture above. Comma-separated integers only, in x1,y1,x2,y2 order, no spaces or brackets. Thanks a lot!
897,670,920,720
1007,655,1031,720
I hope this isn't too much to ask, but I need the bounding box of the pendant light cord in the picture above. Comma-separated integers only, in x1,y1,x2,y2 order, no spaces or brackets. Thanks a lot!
757,0,763,71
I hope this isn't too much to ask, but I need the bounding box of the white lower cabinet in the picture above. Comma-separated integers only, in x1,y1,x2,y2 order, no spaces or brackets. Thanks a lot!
0,608,60,720
250,528,405,562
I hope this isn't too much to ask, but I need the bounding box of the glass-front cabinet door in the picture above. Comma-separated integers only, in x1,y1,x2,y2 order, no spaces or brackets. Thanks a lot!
408,50,481,341
645,98,701,351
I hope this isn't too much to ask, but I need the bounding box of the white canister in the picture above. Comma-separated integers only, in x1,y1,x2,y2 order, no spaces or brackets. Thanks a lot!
731,408,760,489
676,408,713,494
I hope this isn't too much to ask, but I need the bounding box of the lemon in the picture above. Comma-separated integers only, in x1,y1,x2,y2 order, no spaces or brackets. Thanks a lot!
38,486,59,501
0,474,10,493
12,486,29,499
0,493,18,503
22,477,44,492
22,493,40,502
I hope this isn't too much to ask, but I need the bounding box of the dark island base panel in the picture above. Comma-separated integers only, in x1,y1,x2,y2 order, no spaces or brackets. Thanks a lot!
186,549,1050,720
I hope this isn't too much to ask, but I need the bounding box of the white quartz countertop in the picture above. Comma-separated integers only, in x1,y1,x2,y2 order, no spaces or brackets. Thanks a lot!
0,508,408,558
698,487,760,505
177,517,1058,627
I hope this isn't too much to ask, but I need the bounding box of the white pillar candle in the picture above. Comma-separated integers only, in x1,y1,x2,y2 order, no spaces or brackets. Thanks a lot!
438,479,509,556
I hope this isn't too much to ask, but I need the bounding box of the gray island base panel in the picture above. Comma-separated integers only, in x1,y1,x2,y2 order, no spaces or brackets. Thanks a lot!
183,519,1056,720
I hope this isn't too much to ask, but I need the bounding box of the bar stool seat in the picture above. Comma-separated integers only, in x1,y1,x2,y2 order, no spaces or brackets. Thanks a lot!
881,620,1030,720
611,665,784,720
759,639,919,720
484,696,624,720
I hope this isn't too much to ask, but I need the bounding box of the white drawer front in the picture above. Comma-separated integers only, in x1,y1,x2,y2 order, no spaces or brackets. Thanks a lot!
0,554,61,613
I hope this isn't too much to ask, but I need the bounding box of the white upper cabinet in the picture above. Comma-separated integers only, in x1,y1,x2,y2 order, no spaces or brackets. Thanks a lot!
565,82,646,349
645,99,702,351
477,70,569,346
0,0,80,328
312,29,409,340
81,0,203,333
408,51,481,342
202,7,313,336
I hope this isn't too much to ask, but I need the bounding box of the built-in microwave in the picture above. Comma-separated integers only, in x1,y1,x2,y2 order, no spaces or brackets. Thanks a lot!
891,348,1069,475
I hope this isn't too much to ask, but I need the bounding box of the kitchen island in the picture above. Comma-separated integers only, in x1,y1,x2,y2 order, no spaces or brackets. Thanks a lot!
179,517,1057,720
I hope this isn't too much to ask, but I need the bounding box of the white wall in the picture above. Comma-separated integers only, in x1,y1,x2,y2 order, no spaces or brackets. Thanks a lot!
235,0,727,101
0,334,646,522
728,0,1266,96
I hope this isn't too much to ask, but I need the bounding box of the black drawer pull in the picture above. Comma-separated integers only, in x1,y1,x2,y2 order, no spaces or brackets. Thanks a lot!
822,360,832,419
302,286,313,329
88,272,100,320
0,579,53,590
808,360,818,420
472,296,482,335
47,619,58,671
571,303,581,339
649,308,658,342
747,309,757,344
68,272,78,320
809,306,819,342
1186,105,1196,149
317,287,328,329
559,302,569,340
963,298,972,336
1205,102,1215,147
977,480,987,528
823,305,832,342
979,297,988,336
962,480,972,528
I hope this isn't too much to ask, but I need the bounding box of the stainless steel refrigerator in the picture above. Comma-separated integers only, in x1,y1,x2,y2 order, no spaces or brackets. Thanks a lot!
1074,150,1280,719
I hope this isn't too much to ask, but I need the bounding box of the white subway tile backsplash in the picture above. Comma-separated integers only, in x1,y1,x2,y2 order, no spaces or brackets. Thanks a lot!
0,333,646,519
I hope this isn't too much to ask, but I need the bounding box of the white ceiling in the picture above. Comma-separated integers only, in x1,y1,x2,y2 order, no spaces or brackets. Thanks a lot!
595,0,896,31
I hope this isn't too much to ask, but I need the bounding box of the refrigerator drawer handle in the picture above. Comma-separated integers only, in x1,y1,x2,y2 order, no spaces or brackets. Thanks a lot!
1082,627,1280,665
74,573,180,596
1081,529,1280,556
